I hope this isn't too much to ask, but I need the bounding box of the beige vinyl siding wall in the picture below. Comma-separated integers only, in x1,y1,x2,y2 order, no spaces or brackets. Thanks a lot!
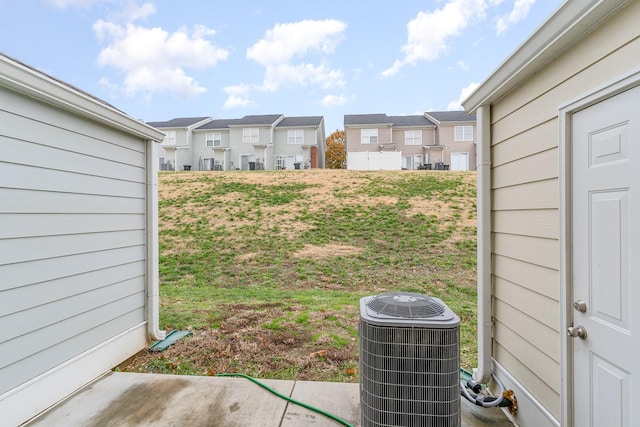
345,126,391,152
0,86,148,396
437,125,478,170
488,2,640,420
391,127,435,153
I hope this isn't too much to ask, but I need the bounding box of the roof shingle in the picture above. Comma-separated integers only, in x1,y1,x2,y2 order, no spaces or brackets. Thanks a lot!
387,115,435,127
276,116,323,127
229,114,284,126
424,111,476,123
344,114,392,126
146,117,211,128
196,119,239,130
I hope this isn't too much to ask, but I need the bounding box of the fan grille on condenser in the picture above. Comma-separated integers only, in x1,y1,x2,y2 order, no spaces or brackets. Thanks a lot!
366,292,445,318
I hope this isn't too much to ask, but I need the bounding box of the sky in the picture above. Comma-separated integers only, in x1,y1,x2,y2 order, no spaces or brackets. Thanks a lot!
1,0,564,134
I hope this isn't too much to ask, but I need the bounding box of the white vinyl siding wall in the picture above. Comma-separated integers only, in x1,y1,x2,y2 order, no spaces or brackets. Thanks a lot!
488,3,640,420
0,86,148,397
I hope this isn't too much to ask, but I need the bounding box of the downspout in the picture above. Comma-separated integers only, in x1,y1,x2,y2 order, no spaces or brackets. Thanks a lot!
146,139,166,341
473,104,492,384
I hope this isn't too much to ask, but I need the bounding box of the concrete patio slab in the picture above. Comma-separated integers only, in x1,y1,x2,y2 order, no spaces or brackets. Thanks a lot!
281,380,360,426
26,372,293,427
25,371,514,426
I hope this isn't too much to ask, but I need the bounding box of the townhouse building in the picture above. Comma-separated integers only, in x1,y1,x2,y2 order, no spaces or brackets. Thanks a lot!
344,112,476,171
147,114,325,171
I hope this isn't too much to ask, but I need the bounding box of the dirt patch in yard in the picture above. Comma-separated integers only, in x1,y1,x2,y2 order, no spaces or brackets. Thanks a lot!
125,303,359,382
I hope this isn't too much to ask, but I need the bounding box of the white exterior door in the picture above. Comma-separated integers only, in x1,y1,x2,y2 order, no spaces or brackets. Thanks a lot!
571,85,640,427
450,152,468,171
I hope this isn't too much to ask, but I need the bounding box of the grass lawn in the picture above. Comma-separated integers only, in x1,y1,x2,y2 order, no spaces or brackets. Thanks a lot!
124,169,478,382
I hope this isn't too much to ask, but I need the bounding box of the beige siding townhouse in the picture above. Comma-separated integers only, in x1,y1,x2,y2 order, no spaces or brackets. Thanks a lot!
344,112,476,170
463,1,640,426
344,114,395,170
424,111,477,171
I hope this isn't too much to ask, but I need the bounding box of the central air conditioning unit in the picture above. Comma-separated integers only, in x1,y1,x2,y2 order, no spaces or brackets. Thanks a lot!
359,291,461,427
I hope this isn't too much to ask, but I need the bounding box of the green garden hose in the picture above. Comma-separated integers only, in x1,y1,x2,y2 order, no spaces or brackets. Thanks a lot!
215,373,354,427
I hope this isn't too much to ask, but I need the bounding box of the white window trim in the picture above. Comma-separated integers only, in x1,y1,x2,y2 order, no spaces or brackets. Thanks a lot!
164,130,176,145
405,130,422,145
361,128,378,144
454,126,473,141
287,129,304,144
243,128,259,144
211,133,222,147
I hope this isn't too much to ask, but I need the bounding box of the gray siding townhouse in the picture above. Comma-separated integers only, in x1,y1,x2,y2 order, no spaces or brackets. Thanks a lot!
274,116,326,169
226,114,284,170
344,112,476,171
150,114,326,171
145,117,213,171
192,118,238,171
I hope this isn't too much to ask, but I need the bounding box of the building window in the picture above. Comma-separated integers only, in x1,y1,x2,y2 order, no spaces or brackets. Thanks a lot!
405,130,422,145
206,133,222,147
288,129,304,144
163,130,176,145
361,129,378,144
454,126,473,141
243,128,259,144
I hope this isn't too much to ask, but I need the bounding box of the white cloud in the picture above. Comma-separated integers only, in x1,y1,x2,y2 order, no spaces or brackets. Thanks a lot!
447,82,480,110
109,2,157,23
382,0,488,77
262,63,344,92
247,20,346,66
94,19,229,97
496,0,536,34
223,84,256,109
456,60,469,70
321,94,349,106
246,19,347,92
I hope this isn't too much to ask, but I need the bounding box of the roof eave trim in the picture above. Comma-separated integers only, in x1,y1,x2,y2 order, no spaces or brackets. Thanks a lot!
0,56,164,141
344,123,394,127
463,0,632,112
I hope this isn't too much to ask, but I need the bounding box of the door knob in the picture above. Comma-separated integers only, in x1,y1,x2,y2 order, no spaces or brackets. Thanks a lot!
567,325,587,339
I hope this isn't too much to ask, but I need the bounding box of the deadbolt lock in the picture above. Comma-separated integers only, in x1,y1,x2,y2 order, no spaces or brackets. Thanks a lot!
573,300,587,313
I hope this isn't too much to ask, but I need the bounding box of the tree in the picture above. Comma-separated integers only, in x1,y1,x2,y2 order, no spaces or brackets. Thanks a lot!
325,129,346,169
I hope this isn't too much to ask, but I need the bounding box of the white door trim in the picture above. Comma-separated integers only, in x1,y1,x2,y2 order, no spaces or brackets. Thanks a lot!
558,66,640,427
